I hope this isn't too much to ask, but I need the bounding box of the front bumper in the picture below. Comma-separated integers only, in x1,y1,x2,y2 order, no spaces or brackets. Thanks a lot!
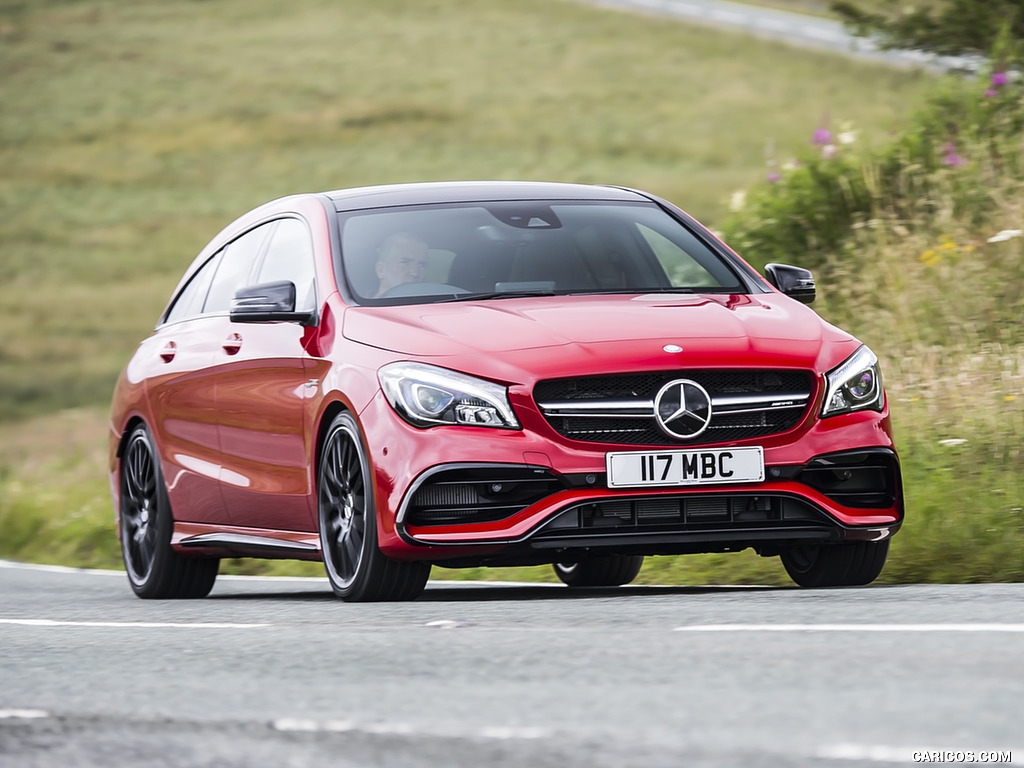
362,393,902,564
393,451,902,565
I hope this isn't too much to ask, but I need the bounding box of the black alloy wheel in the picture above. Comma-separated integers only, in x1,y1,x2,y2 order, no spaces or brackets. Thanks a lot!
780,539,890,587
120,424,218,599
318,412,430,602
553,554,645,587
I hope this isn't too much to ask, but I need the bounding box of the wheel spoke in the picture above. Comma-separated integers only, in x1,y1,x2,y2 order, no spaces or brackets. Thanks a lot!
329,510,343,536
341,528,361,576
350,501,365,533
348,523,363,554
338,438,352,483
322,481,341,509
126,449,143,504
324,448,342,492
336,532,352,576
138,528,153,570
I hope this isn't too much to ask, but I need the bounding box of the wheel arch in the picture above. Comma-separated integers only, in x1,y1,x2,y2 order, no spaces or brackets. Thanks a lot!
312,397,393,544
115,415,148,460
313,399,352,477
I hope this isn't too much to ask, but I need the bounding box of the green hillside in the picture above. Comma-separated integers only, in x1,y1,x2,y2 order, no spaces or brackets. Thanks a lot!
6,0,1019,584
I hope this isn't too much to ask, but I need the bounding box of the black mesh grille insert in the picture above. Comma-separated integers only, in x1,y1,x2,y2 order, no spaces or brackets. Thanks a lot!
536,493,830,537
796,450,899,509
534,369,816,446
405,466,567,527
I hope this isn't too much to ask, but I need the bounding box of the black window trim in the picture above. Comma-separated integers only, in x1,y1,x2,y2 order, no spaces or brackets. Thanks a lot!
158,214,320,328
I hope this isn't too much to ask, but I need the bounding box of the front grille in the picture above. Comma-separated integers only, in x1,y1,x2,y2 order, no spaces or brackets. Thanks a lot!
404,466,566,527
535,493,830,537
535,370,815,446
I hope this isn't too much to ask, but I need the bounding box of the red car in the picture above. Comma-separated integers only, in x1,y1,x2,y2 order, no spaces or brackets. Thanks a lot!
109,181,902,601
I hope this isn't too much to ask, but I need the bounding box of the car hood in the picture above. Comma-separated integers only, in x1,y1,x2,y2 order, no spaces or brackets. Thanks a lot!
342,293,859,379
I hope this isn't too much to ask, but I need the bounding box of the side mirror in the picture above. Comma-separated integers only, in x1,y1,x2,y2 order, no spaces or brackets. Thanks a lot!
230,281,317,325
764,263,816,304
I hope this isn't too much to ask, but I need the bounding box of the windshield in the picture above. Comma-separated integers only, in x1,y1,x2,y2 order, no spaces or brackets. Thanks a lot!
339,201,744,304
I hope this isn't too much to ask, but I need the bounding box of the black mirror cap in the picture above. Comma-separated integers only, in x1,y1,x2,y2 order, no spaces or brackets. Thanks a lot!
764,263,816,304
229,281,317,325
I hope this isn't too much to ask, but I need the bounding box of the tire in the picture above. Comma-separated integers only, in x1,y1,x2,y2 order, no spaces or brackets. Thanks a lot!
553,554,644,587
119,424,219,599
318,412,430,602
781,540,889,587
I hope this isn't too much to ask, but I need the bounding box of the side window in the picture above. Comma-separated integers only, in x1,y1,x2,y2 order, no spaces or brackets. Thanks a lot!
256,218,317,313
203,224,273,313
164,251,222,325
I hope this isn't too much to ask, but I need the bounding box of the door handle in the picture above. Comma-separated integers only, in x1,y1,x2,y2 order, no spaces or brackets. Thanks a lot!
159,342,177,363
223,333,243,355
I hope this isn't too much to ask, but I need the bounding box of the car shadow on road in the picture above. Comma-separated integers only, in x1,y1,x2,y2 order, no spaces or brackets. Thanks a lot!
417,583,794,602
207,582,795,602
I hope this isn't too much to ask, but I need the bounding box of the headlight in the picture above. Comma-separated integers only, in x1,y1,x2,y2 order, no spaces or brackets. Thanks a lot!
378,362,520,429
821,345,885,417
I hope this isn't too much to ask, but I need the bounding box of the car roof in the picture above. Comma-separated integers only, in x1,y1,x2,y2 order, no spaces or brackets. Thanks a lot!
324,181,650,212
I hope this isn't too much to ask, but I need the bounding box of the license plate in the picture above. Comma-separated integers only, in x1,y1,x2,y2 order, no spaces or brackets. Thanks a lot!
606,447,765,488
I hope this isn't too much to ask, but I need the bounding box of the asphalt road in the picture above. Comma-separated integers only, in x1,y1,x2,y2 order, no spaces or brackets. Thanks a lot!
572,0,980,72
1,561,1021,767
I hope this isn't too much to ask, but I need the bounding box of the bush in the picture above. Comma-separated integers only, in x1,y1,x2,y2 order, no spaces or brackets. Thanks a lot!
722,56,1024,272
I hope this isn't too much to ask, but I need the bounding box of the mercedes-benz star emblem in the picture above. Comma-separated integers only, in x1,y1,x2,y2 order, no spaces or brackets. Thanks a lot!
654,379,713,439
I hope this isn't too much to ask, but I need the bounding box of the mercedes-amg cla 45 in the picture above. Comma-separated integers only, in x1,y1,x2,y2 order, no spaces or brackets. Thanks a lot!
109,182,902,600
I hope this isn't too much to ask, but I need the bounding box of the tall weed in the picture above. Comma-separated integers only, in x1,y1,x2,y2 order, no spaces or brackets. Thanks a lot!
720,48,1024,582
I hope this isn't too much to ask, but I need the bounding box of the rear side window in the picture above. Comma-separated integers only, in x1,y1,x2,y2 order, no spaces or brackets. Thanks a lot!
203,224,272,313
164,251,222,325
256,218,317,313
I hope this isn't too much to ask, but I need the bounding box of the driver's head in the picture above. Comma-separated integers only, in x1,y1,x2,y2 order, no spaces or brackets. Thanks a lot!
375,232,428,297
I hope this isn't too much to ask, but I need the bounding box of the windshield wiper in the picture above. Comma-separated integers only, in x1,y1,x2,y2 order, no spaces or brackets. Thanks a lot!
565,287,695,295
437,290,558,303
436,286,704,303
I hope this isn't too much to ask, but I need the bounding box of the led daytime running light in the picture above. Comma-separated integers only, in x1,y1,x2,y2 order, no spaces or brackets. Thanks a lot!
379,362,519,429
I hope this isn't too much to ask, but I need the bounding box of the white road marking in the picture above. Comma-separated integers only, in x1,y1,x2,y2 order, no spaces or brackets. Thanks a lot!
0,709,50,720
819,744,917,763
0,559,565,588
674,623,1024,632
423,619,474,629
272,718,548,740
0,618,270,629
0,559,122,576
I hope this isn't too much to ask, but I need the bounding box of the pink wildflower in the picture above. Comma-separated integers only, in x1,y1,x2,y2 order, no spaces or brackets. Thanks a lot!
942,142,965,167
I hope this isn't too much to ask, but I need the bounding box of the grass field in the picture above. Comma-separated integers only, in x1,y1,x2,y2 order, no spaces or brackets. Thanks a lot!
6,0,1016,586
0,0,932,422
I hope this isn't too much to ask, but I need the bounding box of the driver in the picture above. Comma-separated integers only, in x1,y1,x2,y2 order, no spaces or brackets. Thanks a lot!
374,232,428,297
